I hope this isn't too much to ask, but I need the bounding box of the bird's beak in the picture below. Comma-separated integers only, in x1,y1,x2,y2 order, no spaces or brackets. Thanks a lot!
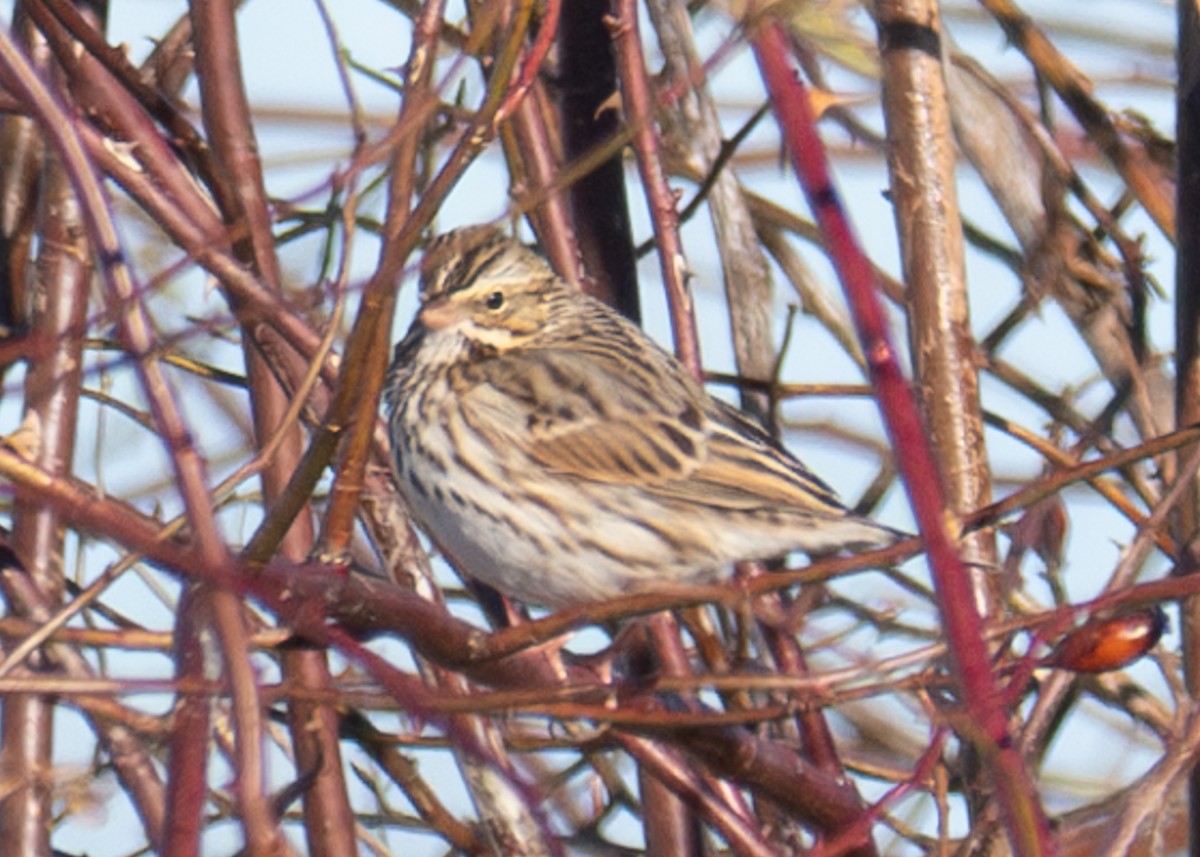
418,295,466,331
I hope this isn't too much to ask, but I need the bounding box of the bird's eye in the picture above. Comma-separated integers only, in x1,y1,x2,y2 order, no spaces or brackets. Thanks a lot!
485,291,505,310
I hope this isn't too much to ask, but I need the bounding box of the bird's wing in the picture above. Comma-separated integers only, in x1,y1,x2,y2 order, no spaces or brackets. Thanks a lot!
462,348,852,519
461,347,710,485
654,398,853,516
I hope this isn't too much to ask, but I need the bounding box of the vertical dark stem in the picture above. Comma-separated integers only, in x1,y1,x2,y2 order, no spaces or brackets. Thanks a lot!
1176,2,1200,854
556,0,638,320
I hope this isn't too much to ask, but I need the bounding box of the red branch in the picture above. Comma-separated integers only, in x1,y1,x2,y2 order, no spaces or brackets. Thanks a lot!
750,18,1051,855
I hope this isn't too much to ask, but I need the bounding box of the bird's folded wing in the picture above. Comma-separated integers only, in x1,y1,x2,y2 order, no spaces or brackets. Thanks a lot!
675,399,851,515
461,349,852,522
462,349,709,485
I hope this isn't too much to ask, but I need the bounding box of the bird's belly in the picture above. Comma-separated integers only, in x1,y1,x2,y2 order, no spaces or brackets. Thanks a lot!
397,447,728,607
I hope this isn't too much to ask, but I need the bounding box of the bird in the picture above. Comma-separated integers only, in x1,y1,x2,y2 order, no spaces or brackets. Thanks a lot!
384,225,896,608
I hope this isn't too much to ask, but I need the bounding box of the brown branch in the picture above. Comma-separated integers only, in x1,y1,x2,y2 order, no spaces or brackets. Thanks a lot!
875,0,996,596
0,16,228,570
611,0,700,378
645,0,777,421
161,585,215,857
189,1,355,850
978,0,1175,241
